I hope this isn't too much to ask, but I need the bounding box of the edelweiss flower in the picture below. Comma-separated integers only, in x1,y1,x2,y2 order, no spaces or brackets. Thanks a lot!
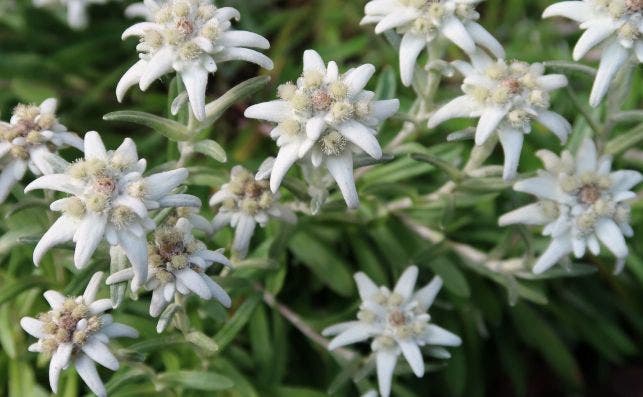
245,50,399,208
25,131,200,289
499,139,642,274
210,166,296,258
117,0,274,120
20,272,139,397
428,51,571,180
323,266,461,397
361,0,504,86
32,0,109,29
543,0,643,107
0,99,82,203
106,217,231,324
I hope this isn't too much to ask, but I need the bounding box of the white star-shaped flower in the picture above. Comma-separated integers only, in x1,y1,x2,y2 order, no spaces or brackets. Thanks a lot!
244,50,399,208
361,0,505,86
106,217,231,326
0,98,83,203
210,165,296,258
117,0,274,121
428,50,572,180
499,138,642,274
32,0,110,29
323,266,461,397
25,131,200,288
543,0,643,107
21,272,139,397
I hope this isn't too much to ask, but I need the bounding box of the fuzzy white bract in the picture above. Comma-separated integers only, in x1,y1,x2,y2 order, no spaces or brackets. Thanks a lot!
245,50,399,208
361,0,504,86
25,131,200,289
117,0,274,121
210,166,296,258
428,51,571,180
106,217,231,325
499,139,642,274
323,266,461,397
20,272,138,397
543,0,643,107
32,0,109,29
0,98,83,203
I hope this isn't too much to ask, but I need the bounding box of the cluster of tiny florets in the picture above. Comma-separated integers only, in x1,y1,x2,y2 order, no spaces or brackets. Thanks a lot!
221,167,274,216
397,0,480,36
36,298,102,356
593,0,642,42
149,225,207,283
0,104,59,159
465,60,550,130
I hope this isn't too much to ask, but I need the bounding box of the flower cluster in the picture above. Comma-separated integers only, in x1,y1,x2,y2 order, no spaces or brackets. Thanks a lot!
32,0,110,29
245,50,399,208
428,51,571,180
210,165,296,258
543,0,643,107
106,217,231,322
26,131,200,289
323,266,461,397
500,139,642,274
0,98,82,203
117,0,273,120
21,272,138,397
361,0,504,86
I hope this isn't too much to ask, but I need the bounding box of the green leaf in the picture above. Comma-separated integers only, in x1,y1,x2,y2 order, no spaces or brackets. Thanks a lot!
192,139,227,162
375,66,397,100
185,331,219,356
424,257,471,298
605,124,643,155
543,61,596,76
109,247,128,308
198,76,271,130
0,305,16,358
411,153,464,181
214,294,261,350
103,111,191,142
458,177,510,192
0,276,48,306
288,231,354,297
157,370,234,391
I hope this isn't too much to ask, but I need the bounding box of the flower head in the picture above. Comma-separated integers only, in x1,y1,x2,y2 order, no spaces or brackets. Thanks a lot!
245,50,399,208
0,98,82,203
25,131,200,288
361,0,504,86
543,0,643,107
428,51,571,180
117,0,274,120
323,266,461,397
210,165,296,258
32,0,110,29
106,217,231,328
20,272,139,397
499,138,642,274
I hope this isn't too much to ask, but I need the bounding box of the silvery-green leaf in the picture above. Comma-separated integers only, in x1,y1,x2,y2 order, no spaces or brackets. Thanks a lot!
193,139,227,163
103,111,191,141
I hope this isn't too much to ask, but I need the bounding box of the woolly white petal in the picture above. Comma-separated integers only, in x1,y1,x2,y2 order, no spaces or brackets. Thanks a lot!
118,59,147,102
232,214,257,257
610,170,643,192
376,350,398,397
82,338,119,371
49,343,73,393
74,214,107,269
466,21,505,58
354,272,379,301
326,151,358,209
542,1,592,22
322,321,361,337
533,236,573,274
514,175,561,201
44,290,66,309
399,32,426,86
475,107,507,145
537,74,568,91
306,116,326,141
338,120,382,159
303,49,326,72
75,354,107,397
144,168,188,199
424,324,462,346
244,100,291,123
595,218,628,259
214,48,274,70
573,24,616,61
20,317,44,338
83,272,104,305
181,65,208,121
270,143,300,193
219,30,270,49
344,64,376,96
499,203,551,226
328,323,377,350
575,138,597,174
498,128,524,180
204,277,232,308
399,340,424,377
117,230,149,290
413,276,443,312
139,47,174,90
590,42,629,107
84,131,108,161
370,99,400,120
393,265,418,300
89,299,113,316
176,269,211,299
34,215,78,266
101,323,139,338
442,16,476,54
374,8,418,34
536,111,571,143
25,174,84,195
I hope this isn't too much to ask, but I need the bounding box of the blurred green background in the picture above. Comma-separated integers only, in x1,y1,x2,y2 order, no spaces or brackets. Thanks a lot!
1,0,642,396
